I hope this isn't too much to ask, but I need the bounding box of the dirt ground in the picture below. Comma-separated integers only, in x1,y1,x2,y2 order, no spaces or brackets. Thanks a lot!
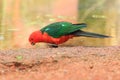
0,46,120,80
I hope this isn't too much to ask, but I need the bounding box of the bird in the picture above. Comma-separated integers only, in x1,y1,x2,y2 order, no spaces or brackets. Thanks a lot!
29,21,110,47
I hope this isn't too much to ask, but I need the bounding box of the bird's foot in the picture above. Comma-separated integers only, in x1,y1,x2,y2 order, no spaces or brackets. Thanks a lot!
48,44,58,48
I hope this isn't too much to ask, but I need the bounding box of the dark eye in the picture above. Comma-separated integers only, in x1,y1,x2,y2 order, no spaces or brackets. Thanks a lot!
30,38,33,41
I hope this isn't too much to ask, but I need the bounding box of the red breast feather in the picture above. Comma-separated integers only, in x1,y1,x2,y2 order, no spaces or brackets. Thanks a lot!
41,32,74,44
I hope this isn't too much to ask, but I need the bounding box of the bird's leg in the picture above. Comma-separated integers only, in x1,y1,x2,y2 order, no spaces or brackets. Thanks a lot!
48,44,58,48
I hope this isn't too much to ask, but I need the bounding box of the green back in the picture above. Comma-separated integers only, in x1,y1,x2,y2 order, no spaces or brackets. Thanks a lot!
41,22,86,38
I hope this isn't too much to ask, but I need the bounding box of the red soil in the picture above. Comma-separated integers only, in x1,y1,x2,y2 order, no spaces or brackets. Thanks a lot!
0,46,120,80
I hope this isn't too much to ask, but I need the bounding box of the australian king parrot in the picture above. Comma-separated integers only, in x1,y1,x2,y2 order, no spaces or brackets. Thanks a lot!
29,22,110,47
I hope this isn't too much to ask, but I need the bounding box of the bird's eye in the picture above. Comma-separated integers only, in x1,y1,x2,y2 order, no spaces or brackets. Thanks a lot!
30,38,33,41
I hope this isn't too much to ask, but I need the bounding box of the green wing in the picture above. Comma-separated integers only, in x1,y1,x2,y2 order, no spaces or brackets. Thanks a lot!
41,22,87,38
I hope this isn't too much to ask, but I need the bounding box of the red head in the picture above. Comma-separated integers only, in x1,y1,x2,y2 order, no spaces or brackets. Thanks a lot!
29,31,42,45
